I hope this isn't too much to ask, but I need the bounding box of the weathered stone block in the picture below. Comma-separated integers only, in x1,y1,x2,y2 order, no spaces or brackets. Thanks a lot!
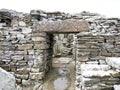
35,19,89,33
98,85,114,90
22,79,33,86
17,33,25,39
32,36,46,42
77,44,88,49
31,67,40,73
86,61,99,64
0,45,4,50
82,70,111,78
14,51,27,55
16,78,22,84
15,74,29,79
99,60,106,64
101,51,112,57
34,56,43,60
33,83,43,90
19,21,26,27
106,57,120,70
22,27,32,34
28,60,34,67
28,50,34,54
30,72,43,80
33,59,43,67
81,64,111,71
78,55,89,62
114,85,120,90
17,44,33,50
10,65,17,72
34,43,49,50
16,68,30,75
11,55,23,60
81,77,100,87
100,77,120,85
0,30,3,36
0,65,10,71
111,71,120,78
0,68,16,90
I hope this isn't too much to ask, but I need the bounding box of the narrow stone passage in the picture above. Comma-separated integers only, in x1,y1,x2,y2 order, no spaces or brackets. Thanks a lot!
43,57,75,90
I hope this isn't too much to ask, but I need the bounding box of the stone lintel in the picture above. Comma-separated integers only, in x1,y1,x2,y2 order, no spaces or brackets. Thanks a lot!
35,19,89,33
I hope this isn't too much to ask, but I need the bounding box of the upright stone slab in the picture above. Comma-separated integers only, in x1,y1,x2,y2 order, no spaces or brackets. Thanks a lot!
0,67,16,90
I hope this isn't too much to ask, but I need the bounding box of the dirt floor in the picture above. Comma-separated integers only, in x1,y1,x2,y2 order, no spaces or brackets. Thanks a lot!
43,57,75,90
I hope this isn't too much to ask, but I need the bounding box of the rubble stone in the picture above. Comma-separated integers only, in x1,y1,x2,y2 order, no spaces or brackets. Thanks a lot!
1,9,120,90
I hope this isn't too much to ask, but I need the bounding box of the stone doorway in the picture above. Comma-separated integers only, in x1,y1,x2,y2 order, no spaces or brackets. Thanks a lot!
43,33,76,90
35,19,89,90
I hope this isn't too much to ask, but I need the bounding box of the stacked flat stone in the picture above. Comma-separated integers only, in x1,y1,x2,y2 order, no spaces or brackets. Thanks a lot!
0,18,53,89
0,9,120,90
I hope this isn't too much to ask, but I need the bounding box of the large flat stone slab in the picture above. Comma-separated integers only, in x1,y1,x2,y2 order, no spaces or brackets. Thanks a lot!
106,57,120,70
81,64,111,71
114,85,120,90
82,70,111,78
0,67,16,90
35,19,89,33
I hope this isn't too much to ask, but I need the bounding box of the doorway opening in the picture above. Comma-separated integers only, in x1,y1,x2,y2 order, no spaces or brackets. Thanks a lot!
43,33,77,90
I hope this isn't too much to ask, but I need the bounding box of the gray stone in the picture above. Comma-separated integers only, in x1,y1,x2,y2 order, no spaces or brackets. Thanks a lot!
16,68,30,75
30,72,43,80
28,50,34,54
0,30,3,36
33,59,43,67
0,68,16,90
106,57,120,70
81,64,111,71
34,43,48,50
11,55,23,60
15,74,29,79
81,77,100,86
33,83,43,90
17,34,25,39
35,19,89,33
82,70,110,78
17,44,33,50
22,80,33,86
28,60,34,67
32,37,46,41
19,21,26,27
114,85,120,90
22,27,32,34
17,85,23,90
31,67,40,73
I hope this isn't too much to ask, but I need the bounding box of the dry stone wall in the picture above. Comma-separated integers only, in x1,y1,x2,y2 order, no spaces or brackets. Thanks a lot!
75,12,120,90
76,34,120,90
0,19,53,89
0,9,120,90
